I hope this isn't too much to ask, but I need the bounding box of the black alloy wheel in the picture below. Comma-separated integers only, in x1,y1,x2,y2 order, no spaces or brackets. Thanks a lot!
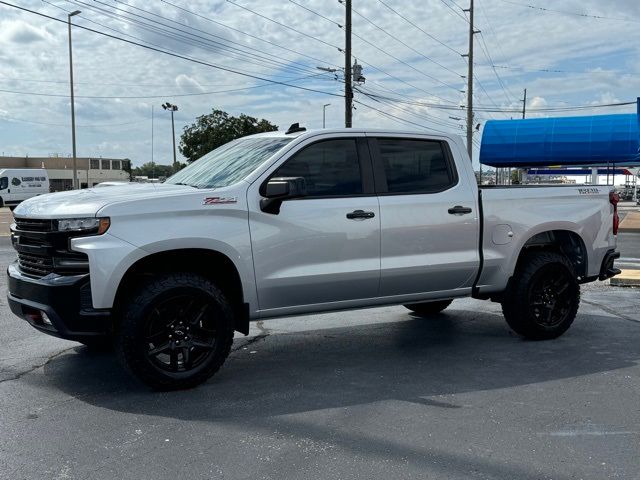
145,293,219,374
116,273,234,390
501,251,580,340
528,263,574,328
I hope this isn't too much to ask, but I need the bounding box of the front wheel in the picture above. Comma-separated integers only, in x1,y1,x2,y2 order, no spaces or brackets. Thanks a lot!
404,299,453,316
115,273,235,390
501,251,580,340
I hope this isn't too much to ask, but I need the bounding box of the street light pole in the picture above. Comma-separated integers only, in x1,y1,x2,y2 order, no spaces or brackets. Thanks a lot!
323,103,331,128
162,102,179,170
68,10,81,189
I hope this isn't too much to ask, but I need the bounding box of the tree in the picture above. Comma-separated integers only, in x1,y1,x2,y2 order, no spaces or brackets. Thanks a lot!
179,109,278,162
132,162,176,180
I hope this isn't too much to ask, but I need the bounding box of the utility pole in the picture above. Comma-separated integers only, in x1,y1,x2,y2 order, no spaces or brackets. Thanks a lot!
67,10,81,189
162,102,179,170
344,0,353,128
522,88,527,119
462,0,478,161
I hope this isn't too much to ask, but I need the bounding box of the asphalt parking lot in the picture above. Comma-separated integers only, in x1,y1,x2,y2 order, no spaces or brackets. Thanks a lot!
1,211,639,479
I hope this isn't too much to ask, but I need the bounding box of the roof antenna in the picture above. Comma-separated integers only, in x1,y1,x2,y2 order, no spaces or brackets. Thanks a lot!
285,123,307,134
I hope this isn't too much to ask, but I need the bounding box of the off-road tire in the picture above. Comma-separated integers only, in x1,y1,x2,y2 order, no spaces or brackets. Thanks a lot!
404,299,453,316
115,273,234,390
501,251,580,340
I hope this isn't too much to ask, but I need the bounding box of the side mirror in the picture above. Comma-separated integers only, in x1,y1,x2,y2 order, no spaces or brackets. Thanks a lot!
260,177,306,214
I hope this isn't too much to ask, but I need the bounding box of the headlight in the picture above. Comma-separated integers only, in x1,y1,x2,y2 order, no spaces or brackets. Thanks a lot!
56,217,110,235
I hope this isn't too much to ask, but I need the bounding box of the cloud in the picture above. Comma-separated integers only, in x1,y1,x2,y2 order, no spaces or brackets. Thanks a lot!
175,74,205,92
0,20,51,44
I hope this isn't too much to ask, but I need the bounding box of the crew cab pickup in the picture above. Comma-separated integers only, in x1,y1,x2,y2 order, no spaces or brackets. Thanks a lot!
8,128,621,390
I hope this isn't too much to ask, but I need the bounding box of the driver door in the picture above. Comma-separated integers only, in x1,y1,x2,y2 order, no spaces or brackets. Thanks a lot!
247,136,381,314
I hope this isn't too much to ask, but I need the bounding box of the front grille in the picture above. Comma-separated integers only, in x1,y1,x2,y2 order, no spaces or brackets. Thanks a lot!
17,252,54,277
12,217,89,279
13,218,53,232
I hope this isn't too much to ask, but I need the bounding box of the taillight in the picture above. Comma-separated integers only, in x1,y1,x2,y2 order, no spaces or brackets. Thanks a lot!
610,191,619,235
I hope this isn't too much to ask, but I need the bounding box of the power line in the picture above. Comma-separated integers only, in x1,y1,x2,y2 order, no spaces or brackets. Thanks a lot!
350,29,459,102
352,91,636,113
376,0,463,56
109,0,323,76
355,98,454,136
497,0,640,23
223,0,461,105
67,0,320,78
474,63,621,75
0,72,335,99
0,2,344,99
287,0,342,28
225,0,343,52
438,0,470,23
0,74,298,89
0,115,146,128
355,86,463,129
158,0,340,69
476,31,517,104
350,5,464,81
48,0,313,81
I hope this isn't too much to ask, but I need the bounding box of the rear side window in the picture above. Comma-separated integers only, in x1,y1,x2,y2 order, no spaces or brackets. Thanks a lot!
274,139,362,197
377,139,456,194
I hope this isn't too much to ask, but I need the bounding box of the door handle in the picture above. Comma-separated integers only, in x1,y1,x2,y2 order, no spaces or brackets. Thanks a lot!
346,210,375,220
448,205,472,215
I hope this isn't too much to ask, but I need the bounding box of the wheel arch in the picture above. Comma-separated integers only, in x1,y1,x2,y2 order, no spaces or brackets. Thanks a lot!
113,248,250,335
515,229,588,280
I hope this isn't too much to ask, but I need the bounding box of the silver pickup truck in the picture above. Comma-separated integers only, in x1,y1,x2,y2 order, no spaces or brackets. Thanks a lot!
8,127,620,389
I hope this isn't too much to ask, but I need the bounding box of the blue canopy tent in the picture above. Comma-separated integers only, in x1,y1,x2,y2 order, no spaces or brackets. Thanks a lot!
480,104,640,168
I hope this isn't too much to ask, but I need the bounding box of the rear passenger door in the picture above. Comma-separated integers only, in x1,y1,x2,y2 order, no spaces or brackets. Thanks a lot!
369,136,480,297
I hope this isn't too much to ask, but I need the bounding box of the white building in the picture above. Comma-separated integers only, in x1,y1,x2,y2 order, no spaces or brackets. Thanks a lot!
0,155,130,191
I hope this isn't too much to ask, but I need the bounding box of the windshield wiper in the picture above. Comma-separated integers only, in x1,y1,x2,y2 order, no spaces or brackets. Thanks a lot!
172,182,197,188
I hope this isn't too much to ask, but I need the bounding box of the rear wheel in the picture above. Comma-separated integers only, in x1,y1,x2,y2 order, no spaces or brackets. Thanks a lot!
501,251,580,340
404,299,453,316
116,273,234,390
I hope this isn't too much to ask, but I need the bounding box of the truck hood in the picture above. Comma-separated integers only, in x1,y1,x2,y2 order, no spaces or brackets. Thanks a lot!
14,183,196,218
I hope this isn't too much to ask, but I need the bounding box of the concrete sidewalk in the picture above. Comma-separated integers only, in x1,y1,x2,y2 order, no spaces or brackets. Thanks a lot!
619,210,640,233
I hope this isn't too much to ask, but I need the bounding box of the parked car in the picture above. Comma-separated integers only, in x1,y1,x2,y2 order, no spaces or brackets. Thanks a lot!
7,127,620,389
0,168,49,210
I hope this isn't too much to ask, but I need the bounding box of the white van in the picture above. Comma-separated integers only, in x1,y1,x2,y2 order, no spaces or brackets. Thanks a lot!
0,169,50,209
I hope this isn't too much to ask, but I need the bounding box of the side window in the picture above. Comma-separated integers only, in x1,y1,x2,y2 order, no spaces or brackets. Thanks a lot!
0,177,7,190
90,159,100,170
377,139,456,194
274,139,362,197
101,159,111,170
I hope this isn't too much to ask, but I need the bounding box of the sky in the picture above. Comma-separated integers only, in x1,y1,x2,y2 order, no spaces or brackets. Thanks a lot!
1,0,639,173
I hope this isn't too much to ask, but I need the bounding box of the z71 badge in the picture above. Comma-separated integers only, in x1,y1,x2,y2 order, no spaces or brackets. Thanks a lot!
203,196,237,205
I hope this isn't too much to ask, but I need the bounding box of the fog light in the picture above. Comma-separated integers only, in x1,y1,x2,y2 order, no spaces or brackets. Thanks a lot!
41,312,52,326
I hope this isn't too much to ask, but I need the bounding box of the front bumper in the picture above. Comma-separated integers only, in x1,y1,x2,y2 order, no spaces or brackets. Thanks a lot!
7,263,112,341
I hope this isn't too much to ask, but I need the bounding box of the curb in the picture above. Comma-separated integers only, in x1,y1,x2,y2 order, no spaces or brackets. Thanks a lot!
610,269,640,287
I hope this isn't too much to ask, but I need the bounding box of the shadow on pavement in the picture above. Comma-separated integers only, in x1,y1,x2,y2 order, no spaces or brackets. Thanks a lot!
36,308,640,422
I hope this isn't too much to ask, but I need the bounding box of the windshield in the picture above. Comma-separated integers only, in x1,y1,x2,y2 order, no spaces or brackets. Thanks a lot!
165,137,292,189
